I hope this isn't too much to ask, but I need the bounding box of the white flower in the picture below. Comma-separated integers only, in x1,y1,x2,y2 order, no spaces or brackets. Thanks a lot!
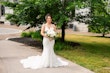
46,30,56,38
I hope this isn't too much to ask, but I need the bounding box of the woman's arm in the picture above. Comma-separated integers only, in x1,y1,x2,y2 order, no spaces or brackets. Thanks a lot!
40,24,47,37
53,24,57,32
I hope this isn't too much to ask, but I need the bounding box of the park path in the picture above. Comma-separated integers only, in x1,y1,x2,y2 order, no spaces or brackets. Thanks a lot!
0,40,94,73
0,24,94,73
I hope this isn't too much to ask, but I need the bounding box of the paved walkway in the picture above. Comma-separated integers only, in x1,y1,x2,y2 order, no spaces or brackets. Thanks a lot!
0,24,94,73
0,40,94,73
0,28,22,35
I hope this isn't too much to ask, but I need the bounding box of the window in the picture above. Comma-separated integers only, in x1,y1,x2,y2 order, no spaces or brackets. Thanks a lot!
1,5,5,16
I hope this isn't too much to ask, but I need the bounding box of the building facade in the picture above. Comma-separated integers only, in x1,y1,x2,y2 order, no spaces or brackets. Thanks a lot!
0,0,17,24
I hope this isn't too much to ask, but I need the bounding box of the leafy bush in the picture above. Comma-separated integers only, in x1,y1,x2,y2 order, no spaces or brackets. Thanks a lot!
21,31,34,37
21,31,42,40
31,31,42,41
28,31,35,37
54,38,77,51
54,38,64,51
21,32,29,37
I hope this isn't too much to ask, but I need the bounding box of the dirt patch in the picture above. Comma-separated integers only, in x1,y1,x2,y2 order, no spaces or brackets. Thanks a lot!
8,37,80,50
8,37,43,49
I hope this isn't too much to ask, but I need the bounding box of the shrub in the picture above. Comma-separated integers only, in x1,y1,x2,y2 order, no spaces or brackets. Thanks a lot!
21,31,34,37
54,38,75,51
27,31,35,37
31,31,42,41
21,32,29,37
21,31,42,40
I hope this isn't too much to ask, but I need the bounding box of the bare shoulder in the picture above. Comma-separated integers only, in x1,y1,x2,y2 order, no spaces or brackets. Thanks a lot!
41,24,46,28
52,24,56,28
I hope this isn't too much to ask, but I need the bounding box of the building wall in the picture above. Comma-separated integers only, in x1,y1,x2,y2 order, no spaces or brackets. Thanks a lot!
67,7,90,32
0,5,1,17
4,7,13,24
0,0,16,24
68,21,89,32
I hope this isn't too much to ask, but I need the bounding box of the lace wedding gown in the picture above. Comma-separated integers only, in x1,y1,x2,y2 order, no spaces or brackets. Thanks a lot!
20,25,68,69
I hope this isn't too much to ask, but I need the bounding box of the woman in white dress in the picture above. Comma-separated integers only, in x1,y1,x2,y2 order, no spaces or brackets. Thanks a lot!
20,14,68,69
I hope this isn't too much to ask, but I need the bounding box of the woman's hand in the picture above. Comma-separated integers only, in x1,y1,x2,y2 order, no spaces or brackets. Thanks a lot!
44,34,48,38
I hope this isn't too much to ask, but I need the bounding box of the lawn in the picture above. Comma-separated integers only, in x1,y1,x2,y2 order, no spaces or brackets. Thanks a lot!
21,31,110,73
55,34,110,73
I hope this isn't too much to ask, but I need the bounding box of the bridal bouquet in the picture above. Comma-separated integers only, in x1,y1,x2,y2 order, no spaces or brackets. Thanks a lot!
45,30,56,41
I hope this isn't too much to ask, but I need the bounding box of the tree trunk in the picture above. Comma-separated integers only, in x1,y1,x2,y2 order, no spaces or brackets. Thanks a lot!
61,22,66,42
102,33,105,37
102,26,105,37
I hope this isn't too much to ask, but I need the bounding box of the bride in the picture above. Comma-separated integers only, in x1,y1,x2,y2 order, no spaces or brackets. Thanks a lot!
20,14,68,69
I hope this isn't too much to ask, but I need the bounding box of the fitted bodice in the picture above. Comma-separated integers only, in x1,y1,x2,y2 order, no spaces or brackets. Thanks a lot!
44,24,54,32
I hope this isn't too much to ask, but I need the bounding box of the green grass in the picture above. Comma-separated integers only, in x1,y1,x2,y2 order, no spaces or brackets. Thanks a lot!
21,31,110,73
55,34,110,73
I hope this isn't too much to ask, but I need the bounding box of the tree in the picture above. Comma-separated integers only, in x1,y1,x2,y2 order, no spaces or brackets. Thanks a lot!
75,0,110,37
53,0,75,42
89,0,110,37
1,0,43,27
1,0,75,42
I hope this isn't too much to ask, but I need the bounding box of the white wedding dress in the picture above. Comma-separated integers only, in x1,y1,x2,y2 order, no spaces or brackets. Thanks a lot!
20,25,68,69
